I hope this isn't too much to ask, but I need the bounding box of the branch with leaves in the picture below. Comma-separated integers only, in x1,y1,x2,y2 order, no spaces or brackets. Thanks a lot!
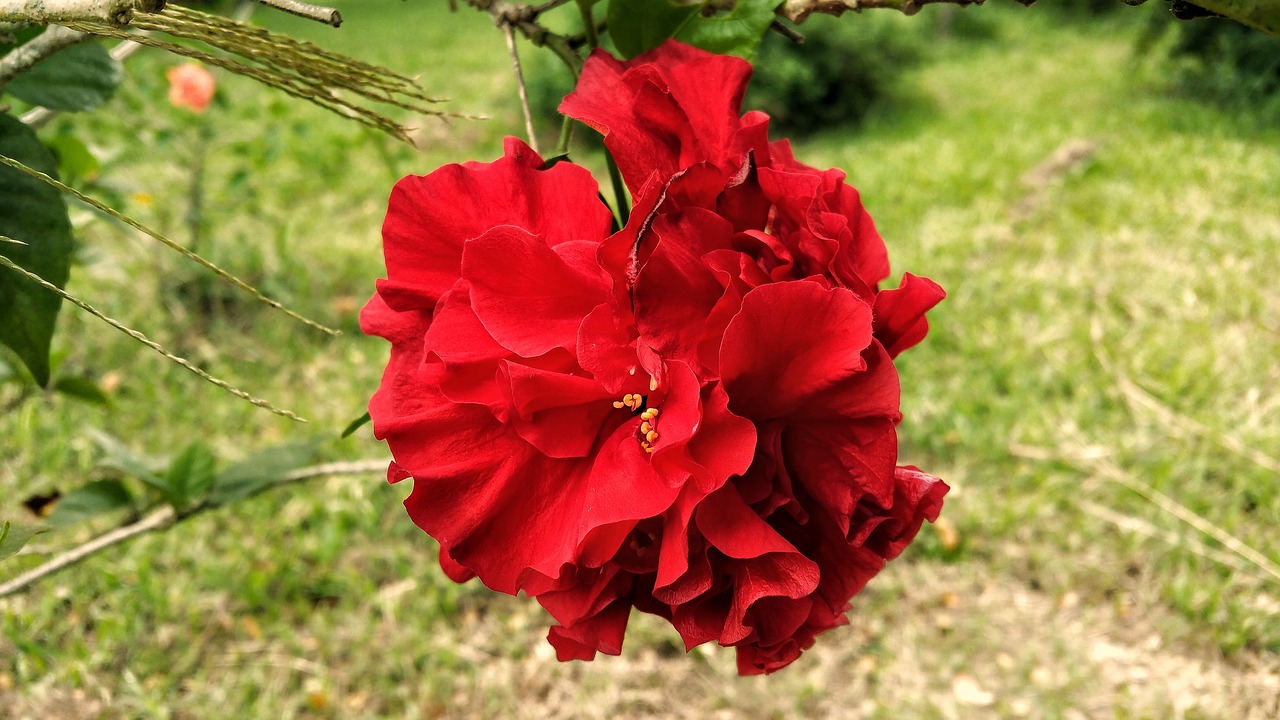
0,456,389,599
0,25,89,87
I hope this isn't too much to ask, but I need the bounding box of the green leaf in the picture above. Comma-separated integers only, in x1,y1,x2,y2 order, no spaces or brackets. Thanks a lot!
5,41,123,112
0,113,74,388
0,521,47,561
209,440,321,506
607,0,704,59
87,428,170,496
340,411,371,439
46,134,100,183
52,375,111,406
45,479,133,527
165,442,217,509
676,0,783,59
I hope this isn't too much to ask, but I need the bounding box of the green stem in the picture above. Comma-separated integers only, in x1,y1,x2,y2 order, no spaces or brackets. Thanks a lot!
556,114,575,156
605,151,629,226
578,1,600,50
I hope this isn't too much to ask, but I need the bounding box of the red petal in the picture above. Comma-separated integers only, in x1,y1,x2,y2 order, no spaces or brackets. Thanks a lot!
500,360,614,458
464,229,610,357
546,596,632,660
423,282,505,365
784,418,899,536
853,466,950,560
381,141,611,306
560,42,752,192
634,209,735,370
696,483,806,560
873,272,946,358
438,545,477,583
577,304,643,395
721,282,874,421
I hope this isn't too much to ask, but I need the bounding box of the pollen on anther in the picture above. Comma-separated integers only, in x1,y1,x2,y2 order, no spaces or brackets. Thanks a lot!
640,421,652,434
612,401,625,409
646,430,659,444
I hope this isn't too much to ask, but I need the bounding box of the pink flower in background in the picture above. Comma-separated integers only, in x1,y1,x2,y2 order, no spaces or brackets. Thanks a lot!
362,40,947,675
166,63,215,113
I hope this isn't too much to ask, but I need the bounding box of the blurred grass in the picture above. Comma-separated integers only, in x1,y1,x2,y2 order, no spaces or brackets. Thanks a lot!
2,1,1279,718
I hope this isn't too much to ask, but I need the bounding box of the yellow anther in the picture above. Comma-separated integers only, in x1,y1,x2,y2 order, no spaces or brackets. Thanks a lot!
640,421,652,434
642,442,655,454
645,430,659,444
612,401,625,409
641,408,658,420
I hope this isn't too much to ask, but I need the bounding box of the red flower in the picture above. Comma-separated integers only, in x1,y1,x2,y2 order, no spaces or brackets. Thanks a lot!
361,40,947,675
166,63,215,113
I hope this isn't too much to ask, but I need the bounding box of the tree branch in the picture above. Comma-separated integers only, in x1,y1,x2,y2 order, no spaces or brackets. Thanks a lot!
21,33,143,129
0,25,91,90
0,459,389,599
779,0,1280,41
780,0,990,21
248,0,341,27
1172,0,1280,38
464,0,583,75
0,0,164,26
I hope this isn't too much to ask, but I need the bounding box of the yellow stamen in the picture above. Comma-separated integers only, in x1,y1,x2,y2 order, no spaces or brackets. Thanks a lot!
640,421,652,434
646,430,659,444
612,401,625,409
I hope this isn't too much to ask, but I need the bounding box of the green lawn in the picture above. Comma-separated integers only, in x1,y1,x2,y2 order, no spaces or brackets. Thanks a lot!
2,2,1279,718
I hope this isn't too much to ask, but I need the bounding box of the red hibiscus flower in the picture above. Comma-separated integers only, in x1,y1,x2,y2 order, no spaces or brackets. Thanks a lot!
361,40,948,675
165,63,215,114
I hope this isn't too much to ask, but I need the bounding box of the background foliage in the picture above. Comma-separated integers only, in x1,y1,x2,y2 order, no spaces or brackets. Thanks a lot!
1,0,1279,717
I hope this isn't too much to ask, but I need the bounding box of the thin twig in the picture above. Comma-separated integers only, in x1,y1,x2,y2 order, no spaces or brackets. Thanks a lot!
0,154,338,336
769,18,806,43
249,0,340,27
0,251,306,421
0,459,388,598
502,21,540,155
464,0,583,76
1117,373,1280,474
1060,430,1280,586
1079,499,1269,583
780,0,990,21
0,507,176,598
1090,317,1279,475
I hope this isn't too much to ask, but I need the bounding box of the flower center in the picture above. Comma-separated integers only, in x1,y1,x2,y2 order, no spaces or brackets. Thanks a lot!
612,393,661,453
